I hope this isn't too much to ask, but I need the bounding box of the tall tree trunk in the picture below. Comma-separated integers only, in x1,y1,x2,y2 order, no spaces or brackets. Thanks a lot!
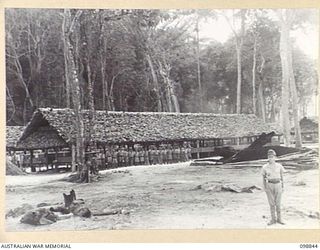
62,10,71,108
98,13,107,110
101,67,107,110
13,55,34,124
12,53,34,110
235,44,242,114
64,9,87,182
26,16,42,109
235,10,246,114
83,22,96,153
278,10,292,147
6,85,16,122
100,62,108,110
146,54,162,112
158,59,180,112
257,54,266,121
195,17,202,112
288,41,302,148
252,36,257,114
86,58,95,154
270,97,276,122
258,82,266,122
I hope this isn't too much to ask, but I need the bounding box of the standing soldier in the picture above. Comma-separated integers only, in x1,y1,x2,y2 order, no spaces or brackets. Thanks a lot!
187,142,192,160
167,145,173,164
180,144,185,162
128,147,134,166
158,145,163,165
122,146,126,167
162,145,168,164
174,145,180,163
117,146,123,167
138,146,144,165
134,148,140,165
144,147,150,165
154,146,160,165
91,156,99,174
149,146,154,165
112,146,118,168
183,144,188,162
123,146,129,167
95,151,101,170
172,145,176,163
262,149,285,225
105,147,112,169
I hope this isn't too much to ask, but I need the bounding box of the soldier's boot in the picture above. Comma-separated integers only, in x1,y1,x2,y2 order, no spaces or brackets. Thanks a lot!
267,206,276,225
276,208,285,225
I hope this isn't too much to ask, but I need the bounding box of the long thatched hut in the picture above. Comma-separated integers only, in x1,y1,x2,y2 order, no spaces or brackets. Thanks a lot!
17,108,278,171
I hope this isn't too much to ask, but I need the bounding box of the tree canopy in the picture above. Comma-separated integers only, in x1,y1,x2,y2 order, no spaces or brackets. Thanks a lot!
6,8,318,126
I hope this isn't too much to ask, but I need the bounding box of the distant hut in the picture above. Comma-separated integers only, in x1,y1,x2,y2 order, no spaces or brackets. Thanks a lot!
17,108,278,171
6,126,25,172
6,126,25,152
299,117,318,142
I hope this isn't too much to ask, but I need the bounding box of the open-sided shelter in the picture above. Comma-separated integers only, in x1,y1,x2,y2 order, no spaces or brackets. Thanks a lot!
17,108,278,171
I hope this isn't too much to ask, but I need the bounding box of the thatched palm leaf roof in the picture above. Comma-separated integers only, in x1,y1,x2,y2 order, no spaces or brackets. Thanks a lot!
18,108,275,149
6,126,25,149
18,126,69,149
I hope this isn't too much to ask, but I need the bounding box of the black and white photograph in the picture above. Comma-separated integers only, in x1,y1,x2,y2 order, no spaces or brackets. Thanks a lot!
4,8,319,231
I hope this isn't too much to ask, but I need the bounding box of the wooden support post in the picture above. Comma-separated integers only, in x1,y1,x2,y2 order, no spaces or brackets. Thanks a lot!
103,145,106,169
30,150,36,172
45,149,49,170
236,137,240,146
196,140,200,159
55,148,59,171
71,144,76,172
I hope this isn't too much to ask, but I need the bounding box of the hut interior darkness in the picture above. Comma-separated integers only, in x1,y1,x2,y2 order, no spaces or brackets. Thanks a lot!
16,108,279,172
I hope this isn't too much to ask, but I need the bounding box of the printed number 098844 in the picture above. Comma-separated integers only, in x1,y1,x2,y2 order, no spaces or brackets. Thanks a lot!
300,244,318,248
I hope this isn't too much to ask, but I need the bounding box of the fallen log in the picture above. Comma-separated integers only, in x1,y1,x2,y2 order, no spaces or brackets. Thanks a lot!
92,209,129,216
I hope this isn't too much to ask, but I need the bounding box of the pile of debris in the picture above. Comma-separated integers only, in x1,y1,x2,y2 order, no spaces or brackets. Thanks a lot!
6,189,128,226
225,132,303,163
191,183,262,193
191,132,318,170
228,149,318,170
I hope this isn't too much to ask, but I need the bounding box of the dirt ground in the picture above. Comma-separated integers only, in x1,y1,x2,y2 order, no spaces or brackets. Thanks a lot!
5,161,320,231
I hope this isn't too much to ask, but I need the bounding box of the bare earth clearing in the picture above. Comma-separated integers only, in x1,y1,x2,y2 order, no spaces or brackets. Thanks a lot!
5,162,319,231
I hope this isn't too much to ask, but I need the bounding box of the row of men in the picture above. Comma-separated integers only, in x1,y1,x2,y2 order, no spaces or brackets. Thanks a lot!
94,145,193,168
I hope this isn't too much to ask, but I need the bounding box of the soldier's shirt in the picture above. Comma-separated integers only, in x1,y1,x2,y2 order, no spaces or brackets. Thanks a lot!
261,162,285,179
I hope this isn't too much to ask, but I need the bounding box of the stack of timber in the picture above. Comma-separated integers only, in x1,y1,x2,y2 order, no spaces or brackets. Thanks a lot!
190,156,224,166
228,149,318,170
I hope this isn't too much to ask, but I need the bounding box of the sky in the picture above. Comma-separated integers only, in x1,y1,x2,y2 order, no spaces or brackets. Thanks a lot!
196,10,319,117
198,12,319,60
